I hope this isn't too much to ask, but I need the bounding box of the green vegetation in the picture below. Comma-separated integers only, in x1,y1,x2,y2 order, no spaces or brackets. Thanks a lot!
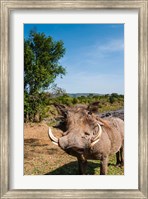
25,151,124,175
24,91,124,123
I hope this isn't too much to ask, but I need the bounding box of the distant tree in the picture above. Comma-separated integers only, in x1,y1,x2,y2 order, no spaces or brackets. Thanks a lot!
111,93,119,98
51,84,66,97
72,97,78,104
109,93,119,104
109,95,115,104
88,94,94,98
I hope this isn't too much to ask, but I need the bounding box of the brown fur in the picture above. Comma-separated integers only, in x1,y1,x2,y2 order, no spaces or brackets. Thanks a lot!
52,104,124,175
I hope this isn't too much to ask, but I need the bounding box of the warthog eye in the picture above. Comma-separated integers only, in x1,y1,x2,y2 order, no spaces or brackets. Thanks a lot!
88,111,92,115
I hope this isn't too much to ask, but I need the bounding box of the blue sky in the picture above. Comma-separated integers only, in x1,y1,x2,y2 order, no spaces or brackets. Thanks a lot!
24,24,124,94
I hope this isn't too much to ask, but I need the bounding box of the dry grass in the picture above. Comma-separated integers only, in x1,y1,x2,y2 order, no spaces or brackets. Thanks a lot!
24,123,124,175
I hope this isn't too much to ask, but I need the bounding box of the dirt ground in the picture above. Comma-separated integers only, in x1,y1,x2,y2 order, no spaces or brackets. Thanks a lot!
24,122,78,175
24,123,124,175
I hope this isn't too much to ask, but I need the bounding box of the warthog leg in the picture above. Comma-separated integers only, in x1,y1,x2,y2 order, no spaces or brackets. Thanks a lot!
100,156,108,175
116,145,124,167
116,151,120,166
120,145,124,166
77,155,87,175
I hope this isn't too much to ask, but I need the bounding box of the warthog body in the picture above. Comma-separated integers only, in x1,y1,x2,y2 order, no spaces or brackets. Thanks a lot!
48,103,124,175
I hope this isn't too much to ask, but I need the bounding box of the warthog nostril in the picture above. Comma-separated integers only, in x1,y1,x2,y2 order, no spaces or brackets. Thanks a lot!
78,149,84,153
84,132,90,136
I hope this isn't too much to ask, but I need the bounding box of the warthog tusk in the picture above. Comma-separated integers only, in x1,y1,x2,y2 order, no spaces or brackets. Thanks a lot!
48,128,59,145
90,123,102,147
51,141,58,145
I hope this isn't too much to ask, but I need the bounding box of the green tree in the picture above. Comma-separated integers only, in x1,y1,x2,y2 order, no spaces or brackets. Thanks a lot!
109,93,118,104
72,97,78,104
109,95,115,104
24,30,66,121
111,93,119,98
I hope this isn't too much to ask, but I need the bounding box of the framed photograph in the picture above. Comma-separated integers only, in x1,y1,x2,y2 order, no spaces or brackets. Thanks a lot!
0,0,147,198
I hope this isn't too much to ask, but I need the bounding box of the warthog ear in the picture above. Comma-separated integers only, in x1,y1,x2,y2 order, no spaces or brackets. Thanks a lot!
87,101,100,114
53,103,68,117
95,115,105,126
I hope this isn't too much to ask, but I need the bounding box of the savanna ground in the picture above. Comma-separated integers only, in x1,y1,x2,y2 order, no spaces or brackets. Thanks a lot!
24,122,124,175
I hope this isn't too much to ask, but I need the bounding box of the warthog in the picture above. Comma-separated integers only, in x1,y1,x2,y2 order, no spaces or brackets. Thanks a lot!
48,103,124,175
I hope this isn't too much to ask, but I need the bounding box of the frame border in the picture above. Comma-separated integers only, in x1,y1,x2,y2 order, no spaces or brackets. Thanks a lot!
0,0,147,198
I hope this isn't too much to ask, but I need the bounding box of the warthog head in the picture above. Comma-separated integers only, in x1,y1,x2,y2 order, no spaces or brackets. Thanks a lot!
49,102,104,156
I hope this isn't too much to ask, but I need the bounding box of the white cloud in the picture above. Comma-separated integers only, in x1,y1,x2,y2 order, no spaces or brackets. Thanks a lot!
98,39,124,53
85,39,124,58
